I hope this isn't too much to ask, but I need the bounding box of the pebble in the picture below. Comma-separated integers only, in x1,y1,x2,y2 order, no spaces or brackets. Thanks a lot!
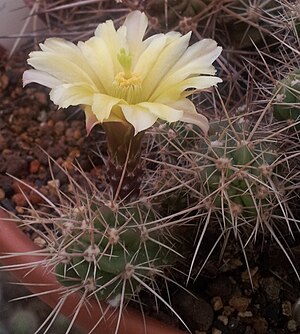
211,296,224,311
282,300,293,317
260,277,281,301
218,315,228,326
0,188,5,200
212,328,222,334
293,298,300,325
47,179,60,189
229,296,251,312
241,267,259,282
287,319,298,332
12,193,27,207
238,311,253,318
29,190,44,205
207,276,237,302
54,120,65,136
12,179,34,194
15,206,25,214
34,91,48,105
33,237,47,248
172,291,214,331
222,305,234,316
29,159,40,174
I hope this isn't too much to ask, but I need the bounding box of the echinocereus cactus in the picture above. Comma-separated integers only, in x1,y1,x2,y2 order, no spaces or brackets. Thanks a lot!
273,70,300,126
187,117,300,282
23,10,222,199
54,201,173,305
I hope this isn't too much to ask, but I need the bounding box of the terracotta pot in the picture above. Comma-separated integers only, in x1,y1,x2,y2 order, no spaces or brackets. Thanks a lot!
0,208,186,334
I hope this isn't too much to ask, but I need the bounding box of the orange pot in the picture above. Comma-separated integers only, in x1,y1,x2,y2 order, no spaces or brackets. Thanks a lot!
0,208,186,334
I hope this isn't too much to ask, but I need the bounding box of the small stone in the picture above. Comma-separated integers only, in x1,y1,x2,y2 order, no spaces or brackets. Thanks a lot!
33,237,47,248
229,296,251,312
12,193,27,207
15,206,25,214
173,291,214,331
0,188,5,200
218,315,228,326
282,300,292,317
29,191,44,205
29,159,40,174
241,267,259,282
0,73,9,89
238,311,253,318
211,296,224,311
212,328,222,334
223,306,234,316
260,277,281,301
54,121,65,136
12,180,34,194
47,179,60,189
287,319,298,332
34,91,48,105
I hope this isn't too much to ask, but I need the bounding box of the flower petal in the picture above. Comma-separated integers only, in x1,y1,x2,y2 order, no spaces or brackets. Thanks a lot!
171,39,222,74
141,32,191,99
181,112,209,136
78,37,115,92
152,39,222,97
138,102,183,122
133,34,167,81
121,104,158,135
28,42,101,89
92,94,122,122
94,19,127,71
152,76,223,102
84,106,99,135
23,69,61,88
123,11,148,62
50,83,94,108
28,51,96,86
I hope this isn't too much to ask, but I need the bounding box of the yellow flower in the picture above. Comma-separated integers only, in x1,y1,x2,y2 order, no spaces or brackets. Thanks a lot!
23,11,222,135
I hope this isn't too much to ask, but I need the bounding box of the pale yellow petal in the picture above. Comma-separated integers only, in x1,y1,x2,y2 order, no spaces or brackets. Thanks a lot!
28,52,100,89
94,19,127,71
180,111,209,136
152,76,223,102
50,83,94,108
23,69,61,88
120,104,158,135
84,106,99,135
32,38,102,88
138,102,183,122
92,94,122,122
123,11,148,62
168,98,196,113
152,39,222,97
133,34,167,80
141,32,191,99
78,37,115,92
171,39,222,73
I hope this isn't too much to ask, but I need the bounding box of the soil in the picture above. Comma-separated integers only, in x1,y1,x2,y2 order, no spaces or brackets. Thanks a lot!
1,51,300,334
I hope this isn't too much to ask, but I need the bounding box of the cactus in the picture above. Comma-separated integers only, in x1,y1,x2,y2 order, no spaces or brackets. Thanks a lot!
199,119,278,220
220,0,281,49
187,117,300,281
273,70,300,126
54,201,173,304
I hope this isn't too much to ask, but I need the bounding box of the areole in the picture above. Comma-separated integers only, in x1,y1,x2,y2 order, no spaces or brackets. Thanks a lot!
0,208,186,334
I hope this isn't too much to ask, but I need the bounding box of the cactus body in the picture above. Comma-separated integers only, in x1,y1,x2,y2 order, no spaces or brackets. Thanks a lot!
199,120,279,224
55,204,172,304
273,70,300,125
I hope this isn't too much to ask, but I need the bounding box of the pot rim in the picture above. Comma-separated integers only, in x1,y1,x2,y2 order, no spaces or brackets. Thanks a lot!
0,208,186,334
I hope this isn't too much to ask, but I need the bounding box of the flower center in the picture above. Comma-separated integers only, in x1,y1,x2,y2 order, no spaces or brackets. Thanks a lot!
112,48,142,104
